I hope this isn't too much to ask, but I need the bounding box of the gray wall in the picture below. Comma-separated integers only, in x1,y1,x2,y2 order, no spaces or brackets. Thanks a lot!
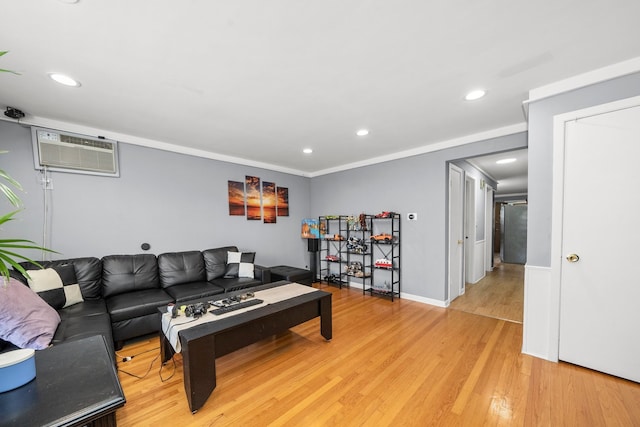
310,132,527,301
2,118,526,302
0,121,312,268
526,71,640,267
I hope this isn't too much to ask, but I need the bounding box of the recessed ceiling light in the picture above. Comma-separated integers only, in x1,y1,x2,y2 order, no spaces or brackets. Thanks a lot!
356,129,369,136
49,73,81,87
496,158,516,164
464,89,486,101
303,148,313,154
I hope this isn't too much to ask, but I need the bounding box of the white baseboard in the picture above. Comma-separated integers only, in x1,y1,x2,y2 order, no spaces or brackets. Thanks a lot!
401,292,448,308
345,280,448,308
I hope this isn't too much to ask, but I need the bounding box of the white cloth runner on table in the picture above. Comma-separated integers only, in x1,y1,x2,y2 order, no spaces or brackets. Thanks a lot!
161,283,319,353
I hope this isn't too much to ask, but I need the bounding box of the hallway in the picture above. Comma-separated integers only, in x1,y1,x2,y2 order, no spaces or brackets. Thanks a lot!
448,258,524,323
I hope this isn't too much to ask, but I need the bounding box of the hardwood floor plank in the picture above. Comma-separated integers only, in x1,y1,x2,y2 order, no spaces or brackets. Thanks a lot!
451,320,505,414
449,259,524,323
115,285,640,426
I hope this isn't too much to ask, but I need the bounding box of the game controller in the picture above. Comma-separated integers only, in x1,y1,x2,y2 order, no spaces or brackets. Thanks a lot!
184,302,210,318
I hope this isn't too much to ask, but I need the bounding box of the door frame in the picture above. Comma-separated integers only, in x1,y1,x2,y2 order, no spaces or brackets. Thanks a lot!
448,163,465,303
548,95,640,361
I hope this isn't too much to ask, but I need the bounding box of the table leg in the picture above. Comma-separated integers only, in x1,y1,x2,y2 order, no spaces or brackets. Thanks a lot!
90,412,117,427
181,334,217,413
320,295,332,341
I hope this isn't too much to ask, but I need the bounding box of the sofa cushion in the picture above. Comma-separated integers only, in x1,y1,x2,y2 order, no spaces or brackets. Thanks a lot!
26,265,84,309
202,246,238,281
58,299,109,318
51,314,111,345
19,257,103,300
158,251,206,288
102,254,160,298
106,288,173,322
224,251,255,279
8,268,27,285
52,299,114,355
163,281,224,303
0,278,61,350
210,276,262,292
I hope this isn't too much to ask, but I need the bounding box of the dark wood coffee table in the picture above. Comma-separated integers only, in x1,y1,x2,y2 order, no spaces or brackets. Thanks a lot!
160,281,332,413
0,335,125,427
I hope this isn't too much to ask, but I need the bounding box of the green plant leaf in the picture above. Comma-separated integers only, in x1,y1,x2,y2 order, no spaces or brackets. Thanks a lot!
0,166,23,207
0,184,21,207
0,209,21,225
0,169,22,189
0,151,55,284
0,252,42,281
0,209,57,283
0,52,20,74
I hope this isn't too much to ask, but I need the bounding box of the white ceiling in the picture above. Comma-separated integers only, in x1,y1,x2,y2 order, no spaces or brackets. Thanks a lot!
467,149,528,197
1,1,640,176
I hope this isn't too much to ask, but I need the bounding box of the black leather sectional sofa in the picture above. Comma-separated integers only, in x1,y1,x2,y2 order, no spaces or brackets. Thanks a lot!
4,246,270,355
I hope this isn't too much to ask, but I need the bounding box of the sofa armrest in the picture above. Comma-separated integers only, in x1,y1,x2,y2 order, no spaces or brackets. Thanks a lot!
254,265,271,284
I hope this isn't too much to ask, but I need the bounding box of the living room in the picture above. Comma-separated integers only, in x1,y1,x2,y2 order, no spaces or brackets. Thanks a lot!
2,2,640,425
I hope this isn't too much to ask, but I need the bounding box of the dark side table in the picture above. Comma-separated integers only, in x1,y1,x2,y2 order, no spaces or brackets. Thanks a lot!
0,335,125,427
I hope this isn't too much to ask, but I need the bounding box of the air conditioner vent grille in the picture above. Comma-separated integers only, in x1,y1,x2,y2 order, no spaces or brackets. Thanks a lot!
31,127,120,177
59,134,113,150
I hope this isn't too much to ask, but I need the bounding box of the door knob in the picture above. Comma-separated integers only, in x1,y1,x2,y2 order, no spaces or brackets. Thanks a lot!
566,253,580,263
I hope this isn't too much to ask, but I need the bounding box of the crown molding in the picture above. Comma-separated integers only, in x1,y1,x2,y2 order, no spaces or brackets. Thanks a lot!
2,114,526,178
308,122,528,177
528,56,640,103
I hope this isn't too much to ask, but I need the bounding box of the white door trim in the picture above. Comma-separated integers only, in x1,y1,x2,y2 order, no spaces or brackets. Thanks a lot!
448,163,465,304
464,175,475,288
548,94,640,362
484,185,494,272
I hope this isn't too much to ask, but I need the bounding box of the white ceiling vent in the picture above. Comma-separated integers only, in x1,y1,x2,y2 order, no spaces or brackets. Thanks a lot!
32,127,119,177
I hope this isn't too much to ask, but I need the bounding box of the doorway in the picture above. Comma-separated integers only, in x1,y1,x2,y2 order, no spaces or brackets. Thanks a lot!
447,149,527,320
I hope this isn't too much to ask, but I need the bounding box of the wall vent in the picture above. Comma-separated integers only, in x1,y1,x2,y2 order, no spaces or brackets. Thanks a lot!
32,127,119,177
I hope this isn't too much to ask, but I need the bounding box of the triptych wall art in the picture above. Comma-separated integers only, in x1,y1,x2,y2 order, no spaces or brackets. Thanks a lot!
228,175,289,223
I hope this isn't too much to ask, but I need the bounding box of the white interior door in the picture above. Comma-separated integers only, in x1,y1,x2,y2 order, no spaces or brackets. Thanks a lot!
448,164,464,302
464,177,475,284
559,104,640,382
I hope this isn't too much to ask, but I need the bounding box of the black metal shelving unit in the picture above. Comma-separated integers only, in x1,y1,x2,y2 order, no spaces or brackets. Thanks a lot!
344,214,372,289
319,215,349,288
366,213,401,300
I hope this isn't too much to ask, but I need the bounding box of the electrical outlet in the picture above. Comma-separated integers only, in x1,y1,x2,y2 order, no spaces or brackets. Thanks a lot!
407,212,417,221
40,176,53,190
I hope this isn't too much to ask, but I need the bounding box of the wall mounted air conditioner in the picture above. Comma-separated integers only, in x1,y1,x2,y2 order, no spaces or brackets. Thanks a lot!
31,127,119,177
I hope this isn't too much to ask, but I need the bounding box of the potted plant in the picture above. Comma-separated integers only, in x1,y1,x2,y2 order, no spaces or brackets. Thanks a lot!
0,151,54,283
1,52,54,282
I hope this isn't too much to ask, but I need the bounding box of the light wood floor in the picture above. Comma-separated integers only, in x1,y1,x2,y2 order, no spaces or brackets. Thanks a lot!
449,258,524,323
115,285,640,426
